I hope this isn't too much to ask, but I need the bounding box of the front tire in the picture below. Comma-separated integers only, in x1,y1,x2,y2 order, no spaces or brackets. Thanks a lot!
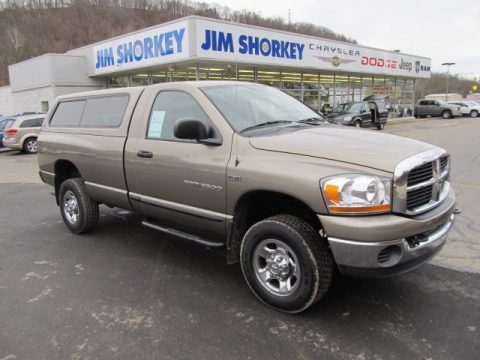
23,137,38,154
240,215,333,313
442,110,452,119
470,110,479,118
59,178,99,234
354,120,362,128
377,122,385,130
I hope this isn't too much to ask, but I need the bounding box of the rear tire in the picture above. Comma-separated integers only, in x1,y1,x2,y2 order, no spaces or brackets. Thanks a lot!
240,215,333,313
59,178,99,234
470,110,479,118
23,137,38,154
442,110,452,119
376,122,385,130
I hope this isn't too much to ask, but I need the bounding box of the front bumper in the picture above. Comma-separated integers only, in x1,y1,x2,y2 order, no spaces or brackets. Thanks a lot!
318,188,456,277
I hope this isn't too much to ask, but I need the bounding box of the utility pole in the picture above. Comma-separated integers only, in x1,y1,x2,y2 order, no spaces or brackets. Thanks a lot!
441,62,455,101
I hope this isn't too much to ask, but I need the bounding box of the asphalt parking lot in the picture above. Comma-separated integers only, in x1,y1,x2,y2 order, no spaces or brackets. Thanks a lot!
1,117,479,359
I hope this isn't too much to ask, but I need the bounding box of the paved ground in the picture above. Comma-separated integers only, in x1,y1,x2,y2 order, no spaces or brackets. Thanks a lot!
0,117,479,359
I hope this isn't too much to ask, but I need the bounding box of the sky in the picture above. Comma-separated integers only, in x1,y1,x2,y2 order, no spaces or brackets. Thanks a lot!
202,0,479,78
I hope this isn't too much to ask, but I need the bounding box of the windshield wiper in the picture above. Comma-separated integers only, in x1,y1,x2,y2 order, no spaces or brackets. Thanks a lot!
239,120,294,133
298,117,334,125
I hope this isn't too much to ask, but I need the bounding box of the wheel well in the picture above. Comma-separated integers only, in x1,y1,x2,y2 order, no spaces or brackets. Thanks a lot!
23,136,37,146
54,160,81,204
226,191,322,264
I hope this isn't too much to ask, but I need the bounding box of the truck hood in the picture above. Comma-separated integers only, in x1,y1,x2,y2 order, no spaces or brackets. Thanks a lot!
249,126,436,172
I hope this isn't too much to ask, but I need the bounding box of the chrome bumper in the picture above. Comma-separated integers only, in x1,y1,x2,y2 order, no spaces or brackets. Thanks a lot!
327,214,454,277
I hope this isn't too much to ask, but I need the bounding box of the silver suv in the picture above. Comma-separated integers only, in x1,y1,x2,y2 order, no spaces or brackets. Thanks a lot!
3,115,44,154
448,101,480,118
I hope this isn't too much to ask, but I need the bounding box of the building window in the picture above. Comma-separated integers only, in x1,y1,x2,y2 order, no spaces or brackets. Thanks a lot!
319,74,334,112
41,101,49,113
281,72,302,101
361,76,373,100
334,74,350,105
349,76,362,102
107,76,129,88
302,72,319,111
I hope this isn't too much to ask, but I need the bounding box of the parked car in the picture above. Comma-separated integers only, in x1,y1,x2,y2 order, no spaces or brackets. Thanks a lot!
414,99,461,119
0,117,12,147
326,98,388,130
2,115,44,153
38,82,455,313
447,101,480,118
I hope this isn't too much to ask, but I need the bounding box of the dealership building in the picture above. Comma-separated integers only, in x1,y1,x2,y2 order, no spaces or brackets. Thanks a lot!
0,16,431,116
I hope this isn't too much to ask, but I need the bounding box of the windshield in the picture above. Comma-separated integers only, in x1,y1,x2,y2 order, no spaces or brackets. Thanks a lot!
332,102,364,113
201,85,322,133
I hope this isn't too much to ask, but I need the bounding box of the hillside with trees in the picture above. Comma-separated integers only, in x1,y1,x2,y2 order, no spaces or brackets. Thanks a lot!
0,0,356,86
416,73,479,99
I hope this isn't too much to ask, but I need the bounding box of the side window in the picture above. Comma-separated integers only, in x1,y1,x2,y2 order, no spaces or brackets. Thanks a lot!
419,100,428,106
20,119,36,128
20,118,43,128
80,95,129,127
147,91,209,141
50,100,86,126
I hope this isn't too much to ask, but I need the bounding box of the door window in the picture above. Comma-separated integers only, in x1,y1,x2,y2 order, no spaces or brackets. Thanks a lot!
147,91,209,141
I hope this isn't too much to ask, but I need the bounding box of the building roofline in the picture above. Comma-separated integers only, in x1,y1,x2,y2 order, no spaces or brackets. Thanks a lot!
67,15,430,60
8,53,86,69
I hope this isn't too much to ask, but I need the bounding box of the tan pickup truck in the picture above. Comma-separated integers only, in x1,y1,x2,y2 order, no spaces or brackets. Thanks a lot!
38,81,456,313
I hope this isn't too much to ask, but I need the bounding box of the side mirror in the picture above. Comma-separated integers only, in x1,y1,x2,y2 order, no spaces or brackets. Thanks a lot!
174,118,222,146
174,118,208,140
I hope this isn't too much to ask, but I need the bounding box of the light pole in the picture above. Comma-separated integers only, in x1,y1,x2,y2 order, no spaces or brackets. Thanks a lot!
441,62,455,101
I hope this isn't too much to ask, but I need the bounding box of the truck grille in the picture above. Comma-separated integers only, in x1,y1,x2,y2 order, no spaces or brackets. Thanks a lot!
407,162,433,186
440,155,448,173
393,149,450,216
406,184,433,210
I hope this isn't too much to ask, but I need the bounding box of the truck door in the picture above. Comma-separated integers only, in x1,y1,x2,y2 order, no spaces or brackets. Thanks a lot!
124,88,232,242
417,100,428,115
431,100,441,116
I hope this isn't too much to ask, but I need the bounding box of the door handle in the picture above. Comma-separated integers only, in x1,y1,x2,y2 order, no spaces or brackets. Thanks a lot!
136,150,153,158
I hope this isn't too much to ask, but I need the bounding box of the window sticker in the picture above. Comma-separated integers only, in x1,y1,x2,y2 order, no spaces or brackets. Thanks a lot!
148,111,166,138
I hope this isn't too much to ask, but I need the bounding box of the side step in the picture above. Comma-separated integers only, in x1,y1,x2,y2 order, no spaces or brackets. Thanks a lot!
142,221,224,248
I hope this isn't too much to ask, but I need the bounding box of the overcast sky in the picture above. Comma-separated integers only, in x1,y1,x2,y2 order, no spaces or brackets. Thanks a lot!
203,0,479,78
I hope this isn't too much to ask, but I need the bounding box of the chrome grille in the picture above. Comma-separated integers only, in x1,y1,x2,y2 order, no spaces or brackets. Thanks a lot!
393,149,450,216
406,184,433,210
440,155,448,173
407,162,433,187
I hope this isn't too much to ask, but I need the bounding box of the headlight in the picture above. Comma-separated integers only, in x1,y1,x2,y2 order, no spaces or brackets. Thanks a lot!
342,116,352,123
320,174,391,214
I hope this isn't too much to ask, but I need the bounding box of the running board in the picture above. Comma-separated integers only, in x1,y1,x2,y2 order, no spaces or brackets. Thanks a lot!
141,221,224,248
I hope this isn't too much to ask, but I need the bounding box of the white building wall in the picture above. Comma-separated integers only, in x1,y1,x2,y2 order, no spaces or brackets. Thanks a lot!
8,53,104,113
12,86,54,113
0,86,14,116
11,84,104,114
